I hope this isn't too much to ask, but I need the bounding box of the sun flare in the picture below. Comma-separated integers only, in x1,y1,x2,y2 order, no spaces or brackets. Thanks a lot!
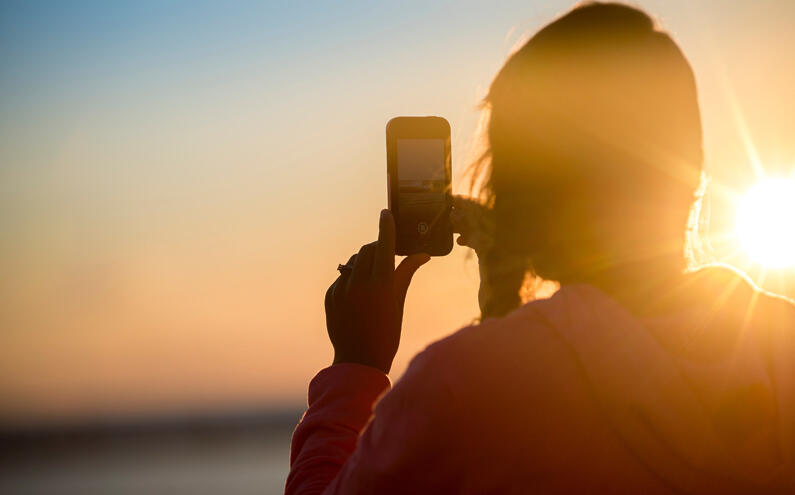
736,177,795,268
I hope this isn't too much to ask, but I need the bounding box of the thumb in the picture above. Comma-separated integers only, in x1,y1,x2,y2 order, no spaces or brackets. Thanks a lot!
394,253,431,307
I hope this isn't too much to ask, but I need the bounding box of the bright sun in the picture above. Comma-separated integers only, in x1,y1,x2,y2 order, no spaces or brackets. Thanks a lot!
736,177,795,268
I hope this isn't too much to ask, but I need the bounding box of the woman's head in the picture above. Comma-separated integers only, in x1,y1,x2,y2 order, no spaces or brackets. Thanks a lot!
477,2,703,285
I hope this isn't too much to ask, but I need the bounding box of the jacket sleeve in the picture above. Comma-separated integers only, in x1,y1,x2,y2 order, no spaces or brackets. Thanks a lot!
285,363,391,495
285,349,469,494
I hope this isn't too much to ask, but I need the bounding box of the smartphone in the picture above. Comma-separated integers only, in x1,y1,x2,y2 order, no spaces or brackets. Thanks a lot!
386,116,453,256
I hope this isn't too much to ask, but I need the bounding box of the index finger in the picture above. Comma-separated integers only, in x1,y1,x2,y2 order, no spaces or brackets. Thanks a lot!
374,209,396,277
450,206,466,234
452,194,475,210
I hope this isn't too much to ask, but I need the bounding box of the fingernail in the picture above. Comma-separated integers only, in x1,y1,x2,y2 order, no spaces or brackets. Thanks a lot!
380,209,388,220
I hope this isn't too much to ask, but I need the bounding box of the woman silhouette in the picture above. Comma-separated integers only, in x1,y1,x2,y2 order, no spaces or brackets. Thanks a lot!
286,3,795,494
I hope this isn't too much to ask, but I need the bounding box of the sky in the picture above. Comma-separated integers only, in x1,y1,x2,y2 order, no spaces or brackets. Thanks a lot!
1,0,794,425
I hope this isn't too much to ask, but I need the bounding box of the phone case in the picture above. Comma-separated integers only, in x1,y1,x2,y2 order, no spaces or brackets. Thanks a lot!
386,116,453,256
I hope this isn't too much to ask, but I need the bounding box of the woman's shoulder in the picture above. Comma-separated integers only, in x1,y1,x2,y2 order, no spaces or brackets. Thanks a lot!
683,263,795,331
419,294,560,355
402,289,586,396
393,292,609,455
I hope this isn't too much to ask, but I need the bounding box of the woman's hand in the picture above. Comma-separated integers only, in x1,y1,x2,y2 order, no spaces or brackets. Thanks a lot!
324,210,430,374
452,195,528,318
451,195,494,257
451,196,502,316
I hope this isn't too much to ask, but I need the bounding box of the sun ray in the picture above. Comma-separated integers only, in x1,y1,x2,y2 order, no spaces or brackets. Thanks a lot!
718,71,766,181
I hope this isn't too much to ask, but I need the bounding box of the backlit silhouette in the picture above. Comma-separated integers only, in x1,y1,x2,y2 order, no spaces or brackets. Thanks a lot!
287,3,795,494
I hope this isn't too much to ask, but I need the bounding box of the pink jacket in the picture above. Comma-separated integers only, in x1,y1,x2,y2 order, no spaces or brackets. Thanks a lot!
286,267,795,494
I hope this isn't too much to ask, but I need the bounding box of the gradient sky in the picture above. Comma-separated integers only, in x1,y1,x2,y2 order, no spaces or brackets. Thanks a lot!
1,0,794,425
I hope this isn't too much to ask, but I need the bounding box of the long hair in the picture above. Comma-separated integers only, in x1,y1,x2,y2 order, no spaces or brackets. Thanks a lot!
471,2,705,317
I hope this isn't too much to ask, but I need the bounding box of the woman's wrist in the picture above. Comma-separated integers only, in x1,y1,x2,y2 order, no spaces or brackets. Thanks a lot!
332,352,392,374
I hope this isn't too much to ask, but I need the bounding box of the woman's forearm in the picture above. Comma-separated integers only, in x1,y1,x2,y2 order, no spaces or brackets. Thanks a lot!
285,364,390,495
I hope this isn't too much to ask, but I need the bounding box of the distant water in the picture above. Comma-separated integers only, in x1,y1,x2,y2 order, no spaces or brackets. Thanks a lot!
0,410,302,495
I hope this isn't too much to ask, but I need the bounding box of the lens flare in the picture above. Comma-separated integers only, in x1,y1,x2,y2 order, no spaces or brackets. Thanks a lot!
736,177,795,268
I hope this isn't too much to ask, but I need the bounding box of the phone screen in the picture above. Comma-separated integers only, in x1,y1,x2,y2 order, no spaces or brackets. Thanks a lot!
396,138,447,240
